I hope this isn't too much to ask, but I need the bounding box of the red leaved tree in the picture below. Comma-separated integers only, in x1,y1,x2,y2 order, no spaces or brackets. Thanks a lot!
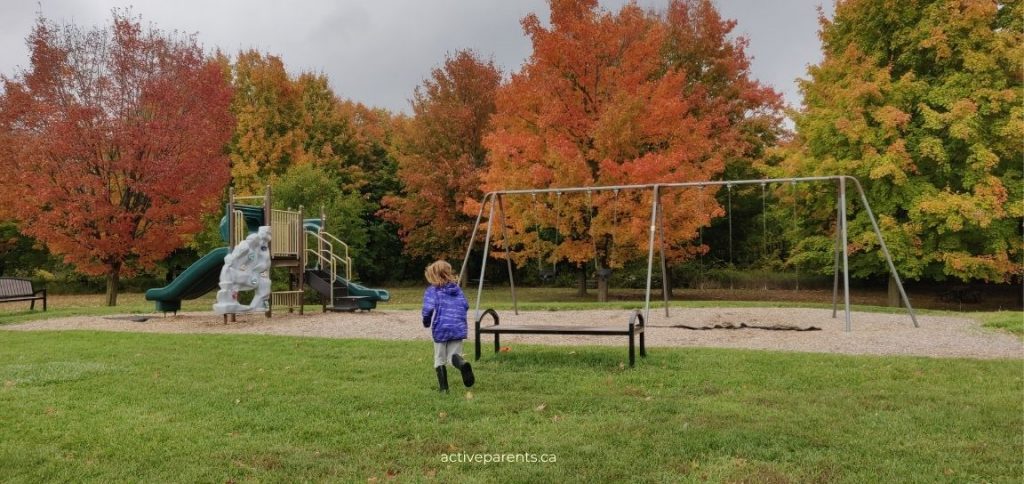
480,0,781,299
0,12,234,305
382,50,501,260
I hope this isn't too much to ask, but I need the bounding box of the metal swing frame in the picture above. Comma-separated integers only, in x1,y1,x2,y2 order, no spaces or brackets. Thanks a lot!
459,175,918,331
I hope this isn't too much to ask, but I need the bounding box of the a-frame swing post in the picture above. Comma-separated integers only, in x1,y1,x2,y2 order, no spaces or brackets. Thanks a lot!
839,177,852,331
658,190,670,317
847,176,919,327
497,194,518,315
643,185,660,323
460,193,490,287
832,179,841,319
474,195,497,321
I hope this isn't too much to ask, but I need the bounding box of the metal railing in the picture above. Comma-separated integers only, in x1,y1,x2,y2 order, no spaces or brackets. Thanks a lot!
305,237,338,303
317,230,353,281
305,230,352,280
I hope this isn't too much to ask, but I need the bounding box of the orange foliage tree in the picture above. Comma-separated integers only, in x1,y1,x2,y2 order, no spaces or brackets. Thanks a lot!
382,50,501,260
479,0,781,298
0,13,234,305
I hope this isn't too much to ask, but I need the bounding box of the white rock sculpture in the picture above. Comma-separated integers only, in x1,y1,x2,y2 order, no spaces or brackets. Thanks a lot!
213,226,272,315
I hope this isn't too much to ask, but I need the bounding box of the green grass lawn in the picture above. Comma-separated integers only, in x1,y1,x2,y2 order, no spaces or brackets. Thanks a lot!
977,311,1024,337
0,331,1020,482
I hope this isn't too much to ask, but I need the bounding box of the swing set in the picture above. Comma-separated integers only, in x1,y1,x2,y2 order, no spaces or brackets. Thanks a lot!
460,175,918,329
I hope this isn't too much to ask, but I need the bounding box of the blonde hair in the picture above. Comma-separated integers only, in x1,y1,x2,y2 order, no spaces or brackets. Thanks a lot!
425,260,459,286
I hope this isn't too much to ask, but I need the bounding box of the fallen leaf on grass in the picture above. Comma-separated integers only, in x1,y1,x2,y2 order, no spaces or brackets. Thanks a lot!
534,403,547,412
499,346,512,353
4,380,14,389
465,391,474,400
438,411,448,419
551,415,563,422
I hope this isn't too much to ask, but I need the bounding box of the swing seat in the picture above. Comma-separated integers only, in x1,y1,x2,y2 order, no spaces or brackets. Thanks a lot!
539,270,557,283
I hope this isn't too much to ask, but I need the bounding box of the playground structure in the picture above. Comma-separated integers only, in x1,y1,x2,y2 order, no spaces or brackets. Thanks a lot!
145,186,389,317
461,175,918,334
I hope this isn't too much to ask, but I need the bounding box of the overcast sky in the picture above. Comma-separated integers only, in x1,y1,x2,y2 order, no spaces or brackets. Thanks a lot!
0,0,833,114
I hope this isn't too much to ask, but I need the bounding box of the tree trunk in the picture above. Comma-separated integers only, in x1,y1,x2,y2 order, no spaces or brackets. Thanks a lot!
105,267,120,307
596,234,611,303
597,272,608,302
576,266,587,297
887,274,902,308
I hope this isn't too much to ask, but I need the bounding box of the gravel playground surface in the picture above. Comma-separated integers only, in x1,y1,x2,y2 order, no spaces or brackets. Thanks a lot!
3,307,1020,360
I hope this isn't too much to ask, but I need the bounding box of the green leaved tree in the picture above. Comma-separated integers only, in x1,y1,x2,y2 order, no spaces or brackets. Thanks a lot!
766,0,1022,302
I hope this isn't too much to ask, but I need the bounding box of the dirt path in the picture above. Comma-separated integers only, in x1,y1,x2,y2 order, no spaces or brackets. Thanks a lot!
2,307,1020,360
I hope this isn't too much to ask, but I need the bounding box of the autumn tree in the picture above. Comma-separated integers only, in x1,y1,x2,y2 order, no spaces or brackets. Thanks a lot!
333,100,409,282
664,0,783,179
765,0,1022,302
382,50,502,260
481,0,781,300
220,51,405,281
274,163,368,266
228,51,305,192
0,12,234,305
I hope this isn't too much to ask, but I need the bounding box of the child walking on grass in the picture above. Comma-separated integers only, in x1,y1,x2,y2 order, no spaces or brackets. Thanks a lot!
422,260,475,393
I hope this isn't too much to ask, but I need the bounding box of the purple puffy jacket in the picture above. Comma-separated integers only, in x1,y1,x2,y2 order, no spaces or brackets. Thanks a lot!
422,283,469,343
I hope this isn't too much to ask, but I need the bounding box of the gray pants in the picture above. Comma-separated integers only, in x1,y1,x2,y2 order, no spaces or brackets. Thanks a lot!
434,340,463,367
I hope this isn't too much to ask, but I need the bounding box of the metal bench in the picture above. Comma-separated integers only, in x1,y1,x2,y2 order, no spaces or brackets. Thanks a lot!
474,308,646,366
0,277,47,311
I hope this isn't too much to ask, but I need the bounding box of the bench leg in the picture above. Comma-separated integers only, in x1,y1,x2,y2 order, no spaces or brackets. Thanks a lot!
43,297,46,311
640,330,646,357
628,324,635,367
494,332,500,354
475,332,481,361
30,300,34,310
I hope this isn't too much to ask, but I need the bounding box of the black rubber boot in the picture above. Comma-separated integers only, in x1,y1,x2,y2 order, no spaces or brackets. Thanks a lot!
435,365,449,393
451,354,475,388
